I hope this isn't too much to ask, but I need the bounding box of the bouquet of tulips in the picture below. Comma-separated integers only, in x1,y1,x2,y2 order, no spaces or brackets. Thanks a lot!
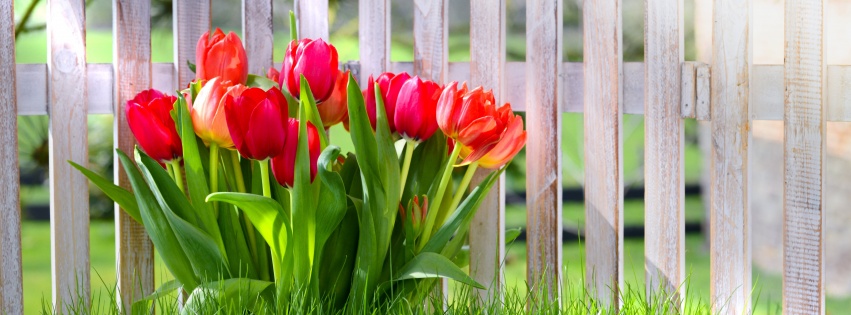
72,21,526,312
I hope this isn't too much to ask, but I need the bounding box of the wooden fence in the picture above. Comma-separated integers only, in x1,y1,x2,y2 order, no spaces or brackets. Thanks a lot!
0,0,842,314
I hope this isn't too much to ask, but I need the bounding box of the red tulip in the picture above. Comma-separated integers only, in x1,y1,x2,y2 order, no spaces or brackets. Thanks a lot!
224,87,289,160
317,70,350,127
280,38,339,102
266,67,280,83
465,112,526,169
393,76,442,141
271,119,321,188
361,72,411,132
189,77,247,149
437,82,505,163
126,89,181,162
195,28,248,84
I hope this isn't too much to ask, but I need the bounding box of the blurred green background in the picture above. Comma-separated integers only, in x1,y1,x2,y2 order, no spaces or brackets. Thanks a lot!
12,0,848,313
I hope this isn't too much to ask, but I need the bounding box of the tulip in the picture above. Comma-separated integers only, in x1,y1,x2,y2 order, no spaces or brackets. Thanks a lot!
280,38,340,102
224,87,289,160
470,112,527,169
393,76,442,141
437,82,505,164
190,77,247,149
360,72,411,132
195,28,248,84
266,67,280,83
271,118,321,188
126,89,181,162
317,70,350,127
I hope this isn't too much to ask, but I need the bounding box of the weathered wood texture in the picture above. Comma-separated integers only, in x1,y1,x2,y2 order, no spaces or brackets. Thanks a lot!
584,0,624,306
710,0,751,312
113,0,155,311
358,0,390,83
48,0,90,308
783,0,825,313
173,0,211,87
242,0,274,74
525,0,563,301
696,63,712,121
681,62,696,119
413,0,448,83
468,0,506,303
644,0,685,307
0,2,22,315
295,0,329,40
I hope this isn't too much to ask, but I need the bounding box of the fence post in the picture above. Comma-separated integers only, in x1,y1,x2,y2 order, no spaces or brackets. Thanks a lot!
469,0,506,304
173,0,211,88
525,0,563,303
242,0,274,74
113,0,156,311
294,0,329,41
644,0,686,307
783,0,825,313
358,0,390,83
0,3,23,315
710,0,752,312
48,0,90,309
583,0,624,307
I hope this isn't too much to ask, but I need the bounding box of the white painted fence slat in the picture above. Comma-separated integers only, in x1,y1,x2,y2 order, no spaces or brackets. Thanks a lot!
583,0,624,306
0,3,22,315
783,0,825,313
525,0,563,301
468,0,506,303
173,0,211,88
413,0,448,83
644,0,685,307
242,0,274,74
710,0,752,312
48,0,90,308
681,62,696,119
295,0,329,41
113,0,155,311
358,0,390,83
695,63,712,121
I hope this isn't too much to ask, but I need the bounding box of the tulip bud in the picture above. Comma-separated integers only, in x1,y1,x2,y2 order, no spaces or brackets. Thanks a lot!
399,195,428,236
189,77,247,149
280,38,340,103
224,87,289,160
271,118,321,188
317,70,350,127
195,28,249,84
360,72,411,132
393,76,442,141
126,89,181,162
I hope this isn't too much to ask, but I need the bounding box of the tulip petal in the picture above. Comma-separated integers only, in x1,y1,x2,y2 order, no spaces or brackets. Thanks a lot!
128,104,179,162
478,116,527,169
244,99,287,159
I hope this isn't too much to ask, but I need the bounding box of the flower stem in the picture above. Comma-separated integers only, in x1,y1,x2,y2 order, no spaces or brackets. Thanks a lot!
170,160,185,194
399,139,417,197
209,143,220,194
259,159,272,198
417,144,461,251
447,162,478,215
230,151,259,268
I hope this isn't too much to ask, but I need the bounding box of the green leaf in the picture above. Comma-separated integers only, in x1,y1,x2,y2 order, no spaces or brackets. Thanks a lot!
314,146,348,248
117,150,199,290
69,160,141,224
205,192,289,263
246,74,279,90
395,252,484,289
292,85,317,291
403,132,447,203
187,60,196,73
317,205,359,308
182,278,274,314
130,279,181,311
136,150,230,281
506,227,522,245
299,75,329,149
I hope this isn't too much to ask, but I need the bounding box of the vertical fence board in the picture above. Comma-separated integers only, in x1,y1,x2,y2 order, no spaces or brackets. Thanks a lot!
644,0,685,306
48,0,90,308
413,0,448,83
0,3,22,315
710,0,751,312
358,0,390,83
583,0,624,306
242,0,274,74
113,0,155,311
468,0,506,303
525,0,563,301
295,0,329,40
783,0,825,313
173,0,211,87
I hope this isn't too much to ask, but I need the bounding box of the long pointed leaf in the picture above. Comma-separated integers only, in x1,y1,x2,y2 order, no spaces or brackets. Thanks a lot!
69,160,141,224
394,252,484,289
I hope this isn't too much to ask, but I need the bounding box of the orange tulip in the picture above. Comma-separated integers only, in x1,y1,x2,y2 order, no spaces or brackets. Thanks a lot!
317,70,350,127
189,77,247,149
461,112,526,169
195,28,249,84
437,82,509,164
